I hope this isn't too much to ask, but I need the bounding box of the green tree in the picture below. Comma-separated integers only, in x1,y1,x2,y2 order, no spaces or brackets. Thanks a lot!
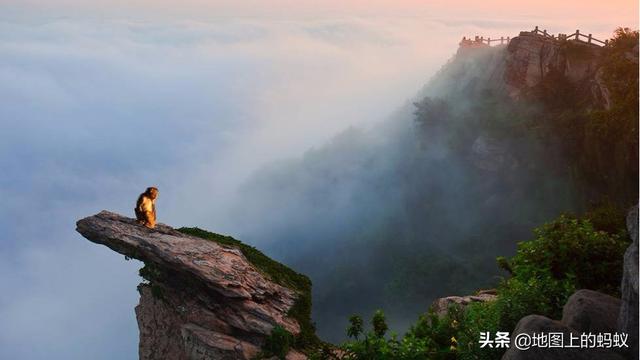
372,310,388,338
347,315,364,340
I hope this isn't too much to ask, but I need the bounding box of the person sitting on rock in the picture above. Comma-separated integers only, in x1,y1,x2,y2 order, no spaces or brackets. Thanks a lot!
135,187,158,228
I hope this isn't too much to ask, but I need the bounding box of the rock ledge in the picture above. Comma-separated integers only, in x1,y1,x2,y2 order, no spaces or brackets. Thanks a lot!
76,211,305,360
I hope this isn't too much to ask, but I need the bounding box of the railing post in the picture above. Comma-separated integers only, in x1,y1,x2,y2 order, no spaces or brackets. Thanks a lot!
534,25,539,33
588,34,592,44
488,37,491,45
543,29,547,37
575,29,580,41
501,36,504,45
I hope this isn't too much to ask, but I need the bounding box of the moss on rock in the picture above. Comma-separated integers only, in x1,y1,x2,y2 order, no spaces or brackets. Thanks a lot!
177,227,319,352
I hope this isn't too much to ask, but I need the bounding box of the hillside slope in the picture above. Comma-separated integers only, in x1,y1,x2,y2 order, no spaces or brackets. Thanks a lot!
229,27,638,341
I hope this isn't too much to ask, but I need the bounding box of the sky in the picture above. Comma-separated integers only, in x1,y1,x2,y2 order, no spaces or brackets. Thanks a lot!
5,0,639,22
0,1,637,359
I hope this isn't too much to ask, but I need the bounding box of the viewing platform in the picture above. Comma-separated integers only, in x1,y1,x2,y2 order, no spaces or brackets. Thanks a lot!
460,26,609,49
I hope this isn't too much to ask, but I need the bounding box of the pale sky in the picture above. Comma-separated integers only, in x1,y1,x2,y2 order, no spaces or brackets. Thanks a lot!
5,0,639,24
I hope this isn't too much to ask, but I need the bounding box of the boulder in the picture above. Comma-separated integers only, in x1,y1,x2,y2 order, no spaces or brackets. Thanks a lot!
562,289,621,333
431,289,497,316
502,315,625,360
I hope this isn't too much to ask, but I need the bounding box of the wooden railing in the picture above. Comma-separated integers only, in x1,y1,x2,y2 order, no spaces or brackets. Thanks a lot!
459,35,511,47
460,26,609,48
528,26,608,46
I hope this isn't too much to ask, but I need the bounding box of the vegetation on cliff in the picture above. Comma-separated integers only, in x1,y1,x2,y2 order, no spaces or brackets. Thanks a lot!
176,227,320,353
222,26,638,343
332,28,637,359
534,27,639,205
336,205,630,359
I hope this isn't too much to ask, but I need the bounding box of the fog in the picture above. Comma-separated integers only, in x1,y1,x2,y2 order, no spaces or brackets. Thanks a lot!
0,6,634,359
226,44,582,340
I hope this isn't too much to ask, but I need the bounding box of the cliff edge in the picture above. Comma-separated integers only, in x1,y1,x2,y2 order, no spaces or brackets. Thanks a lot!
76,211,313,360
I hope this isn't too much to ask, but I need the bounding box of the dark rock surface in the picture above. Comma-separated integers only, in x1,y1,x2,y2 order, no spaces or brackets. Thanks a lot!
562,289,621,333
431,289,498,316
502,315,626,360
617,205,639,359
503,32,603,101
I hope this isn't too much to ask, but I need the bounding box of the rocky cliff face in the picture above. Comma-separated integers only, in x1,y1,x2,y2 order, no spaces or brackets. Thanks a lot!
76,211,309,360
418,31,612,177
425,31,609,107
504,32,604,102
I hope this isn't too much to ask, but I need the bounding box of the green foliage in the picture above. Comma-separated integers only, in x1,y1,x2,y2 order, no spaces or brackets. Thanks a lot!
414,89,536,157
338,208,629,360
495,256,511,274
138,262,167,300
341,309,461,359
139,261,165,281
455,302,501,360
178,227,310,293
372,310,389,338
457,210,627,358
347,315,364,340
584,28,639,204
494,273,575,330
583,200,628,235
449,273,575,360
259,325,294,360
603,27,639,108
508,214,629,296
409,306,464,355
287,289,318,349
177,227,319,351
534,28,639,206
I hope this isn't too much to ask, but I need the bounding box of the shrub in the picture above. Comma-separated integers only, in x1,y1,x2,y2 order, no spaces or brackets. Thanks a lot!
347,315,364,340
372,310,389,338
261,325,294,359
506,214,629,296
339,209,630,360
